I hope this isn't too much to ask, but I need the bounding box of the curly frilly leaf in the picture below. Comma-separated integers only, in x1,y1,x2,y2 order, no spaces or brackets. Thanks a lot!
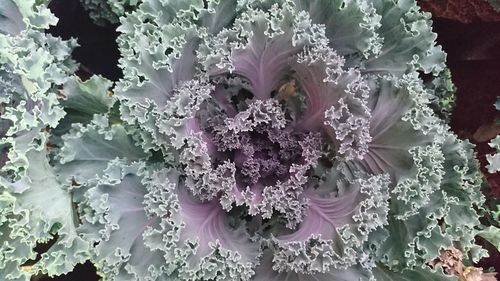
52,75,116,143
487,135,500,173
77,162,170,281
426,68,456,123
80,0,141,25
0,150,90,277
56,116,149,186
0,1,90,279
78,164,261,281
345,74,439,183
0,191,32,281
116,1,206,151
254,249,455,281
364,0,446,75
376,134,486,271
294,0,382,58
1,149,91,278
201,1,322,100
0,0,77,176
272,173,391,274
253,249,374,281
486,97,500,177
372,264,455,281
59,75,115,124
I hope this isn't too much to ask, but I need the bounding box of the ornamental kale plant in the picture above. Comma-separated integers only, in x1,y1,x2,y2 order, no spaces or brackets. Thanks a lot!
0,0,498,281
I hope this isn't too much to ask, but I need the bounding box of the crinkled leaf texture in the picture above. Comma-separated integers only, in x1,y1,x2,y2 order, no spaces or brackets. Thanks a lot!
487,136,500,173
80,0,141,25
0,0,491,280
487,99,500,173
0,1,87,280
77,164,261,281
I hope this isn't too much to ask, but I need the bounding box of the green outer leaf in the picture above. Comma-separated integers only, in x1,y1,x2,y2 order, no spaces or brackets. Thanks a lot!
60,75,114,117
54,75,115,137
372,264,456,281
487,98,500,173
1,149,90,278
56,116,149,185
0,1,93,278
478,226,500,250
364,0,446,75
487,135,500,173
0,191,33,281
294,0,382,58
253,249,374,281
78,163,170,281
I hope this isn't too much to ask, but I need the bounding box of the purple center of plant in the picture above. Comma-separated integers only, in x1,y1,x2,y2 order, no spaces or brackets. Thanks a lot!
189,90,327,228
215,121,305,186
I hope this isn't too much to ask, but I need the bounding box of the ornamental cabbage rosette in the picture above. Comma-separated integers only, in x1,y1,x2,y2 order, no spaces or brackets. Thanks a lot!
0,0,493,281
